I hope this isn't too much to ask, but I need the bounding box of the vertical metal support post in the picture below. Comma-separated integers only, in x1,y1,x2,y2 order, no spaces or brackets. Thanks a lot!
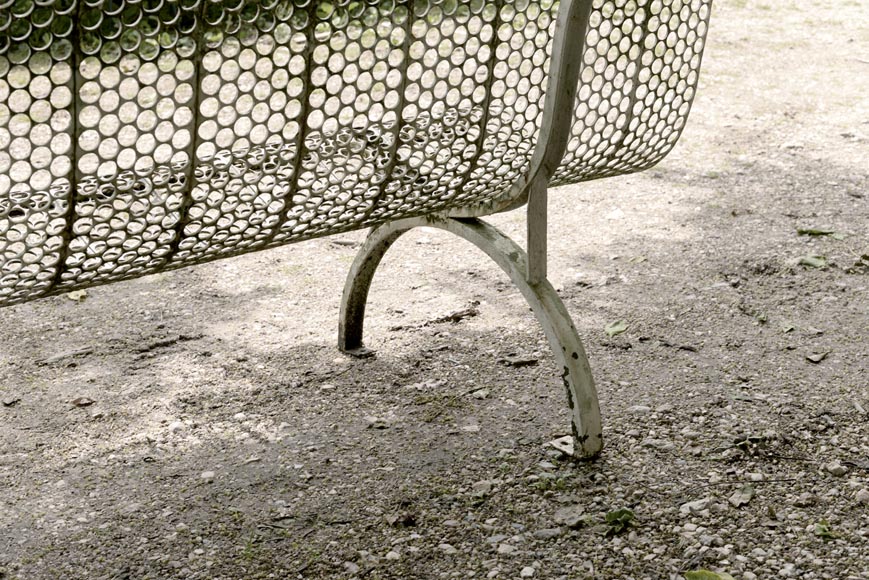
526,177,548,285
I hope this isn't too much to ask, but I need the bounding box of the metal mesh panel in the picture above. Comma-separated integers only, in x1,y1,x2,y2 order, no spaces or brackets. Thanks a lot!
552,0,711,185
0,0,712,306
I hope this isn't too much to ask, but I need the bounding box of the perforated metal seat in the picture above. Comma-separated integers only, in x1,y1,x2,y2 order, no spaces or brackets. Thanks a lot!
0,0,710,304
0,0,712,457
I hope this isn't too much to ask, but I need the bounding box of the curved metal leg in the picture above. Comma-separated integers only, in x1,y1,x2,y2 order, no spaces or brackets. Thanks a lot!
338,216,603,459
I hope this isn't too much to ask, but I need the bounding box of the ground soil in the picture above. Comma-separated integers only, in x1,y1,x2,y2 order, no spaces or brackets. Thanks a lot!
1,1,867,579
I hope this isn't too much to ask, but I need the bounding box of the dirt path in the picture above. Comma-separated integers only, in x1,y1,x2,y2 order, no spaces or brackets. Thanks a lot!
1,1,867,579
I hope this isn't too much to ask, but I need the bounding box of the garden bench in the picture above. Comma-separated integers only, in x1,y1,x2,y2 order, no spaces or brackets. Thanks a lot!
0,0,712,458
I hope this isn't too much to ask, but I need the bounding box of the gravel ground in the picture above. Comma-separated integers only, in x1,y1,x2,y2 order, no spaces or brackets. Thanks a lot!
1,0,868,579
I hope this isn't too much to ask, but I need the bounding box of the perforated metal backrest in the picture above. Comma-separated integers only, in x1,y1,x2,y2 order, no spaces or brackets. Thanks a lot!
0,0,711,306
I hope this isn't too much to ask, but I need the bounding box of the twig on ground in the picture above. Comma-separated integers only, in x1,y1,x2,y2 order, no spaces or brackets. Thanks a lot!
426,303,480,325
37,347,94,365
134,334,204,354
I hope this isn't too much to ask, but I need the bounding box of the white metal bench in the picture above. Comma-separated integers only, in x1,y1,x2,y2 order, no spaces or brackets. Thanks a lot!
0,0,713,458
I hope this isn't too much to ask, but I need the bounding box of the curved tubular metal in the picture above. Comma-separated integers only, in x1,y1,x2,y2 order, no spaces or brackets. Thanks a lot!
338,216,603,459
449,0,593,219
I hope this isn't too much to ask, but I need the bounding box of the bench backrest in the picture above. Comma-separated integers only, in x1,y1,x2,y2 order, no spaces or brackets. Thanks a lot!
0,0,712,306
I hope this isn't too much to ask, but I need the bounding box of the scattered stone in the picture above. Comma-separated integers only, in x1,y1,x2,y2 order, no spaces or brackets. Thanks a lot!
627,405,652,414
439,544,458,555
532,528,564,540
385,551,400,561
680,498,712,515
825,462,848,477
2,396,20,407
71,397,95,407
472,480,494,496
496,543,516,555
806,352,829,364
365,416,390,429
794,493,816,507
641,438,675,451
520,566,536,577
471,389,490,399
855,489,869,505
553,505,585,528
168,421,185,434
343,562,360,574
120,502,142,515
200,471,215,482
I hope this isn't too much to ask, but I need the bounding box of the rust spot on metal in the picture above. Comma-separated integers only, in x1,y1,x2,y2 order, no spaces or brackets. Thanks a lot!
561,366,574,409
571,422,588,443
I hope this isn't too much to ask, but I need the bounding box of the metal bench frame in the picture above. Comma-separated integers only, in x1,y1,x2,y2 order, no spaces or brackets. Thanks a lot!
339,0,604,456
0,0,713,458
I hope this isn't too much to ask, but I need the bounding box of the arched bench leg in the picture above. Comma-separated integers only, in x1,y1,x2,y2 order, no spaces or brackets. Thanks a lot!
338,216,603,459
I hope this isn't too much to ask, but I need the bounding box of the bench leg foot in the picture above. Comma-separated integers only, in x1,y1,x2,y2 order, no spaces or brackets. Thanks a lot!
338,216,602,459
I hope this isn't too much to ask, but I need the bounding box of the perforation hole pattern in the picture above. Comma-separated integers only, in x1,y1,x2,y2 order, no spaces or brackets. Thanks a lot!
0,0,711,306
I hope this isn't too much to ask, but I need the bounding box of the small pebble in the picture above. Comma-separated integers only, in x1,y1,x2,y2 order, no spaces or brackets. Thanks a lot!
641,438,675,451
200,471,215,481
365,416,390,429
553,505,585,528
439,543,458,555
825,462,848,477
343,562,360,574
385,551,400,561
794,492,816,507
520,566,535,578
473,480,494,496
680,498,712,514
532,528,564,540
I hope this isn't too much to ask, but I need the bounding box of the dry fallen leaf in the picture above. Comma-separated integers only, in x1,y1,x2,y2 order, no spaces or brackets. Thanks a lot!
605,320,628,337
728,484,756,508
67,290,88,302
